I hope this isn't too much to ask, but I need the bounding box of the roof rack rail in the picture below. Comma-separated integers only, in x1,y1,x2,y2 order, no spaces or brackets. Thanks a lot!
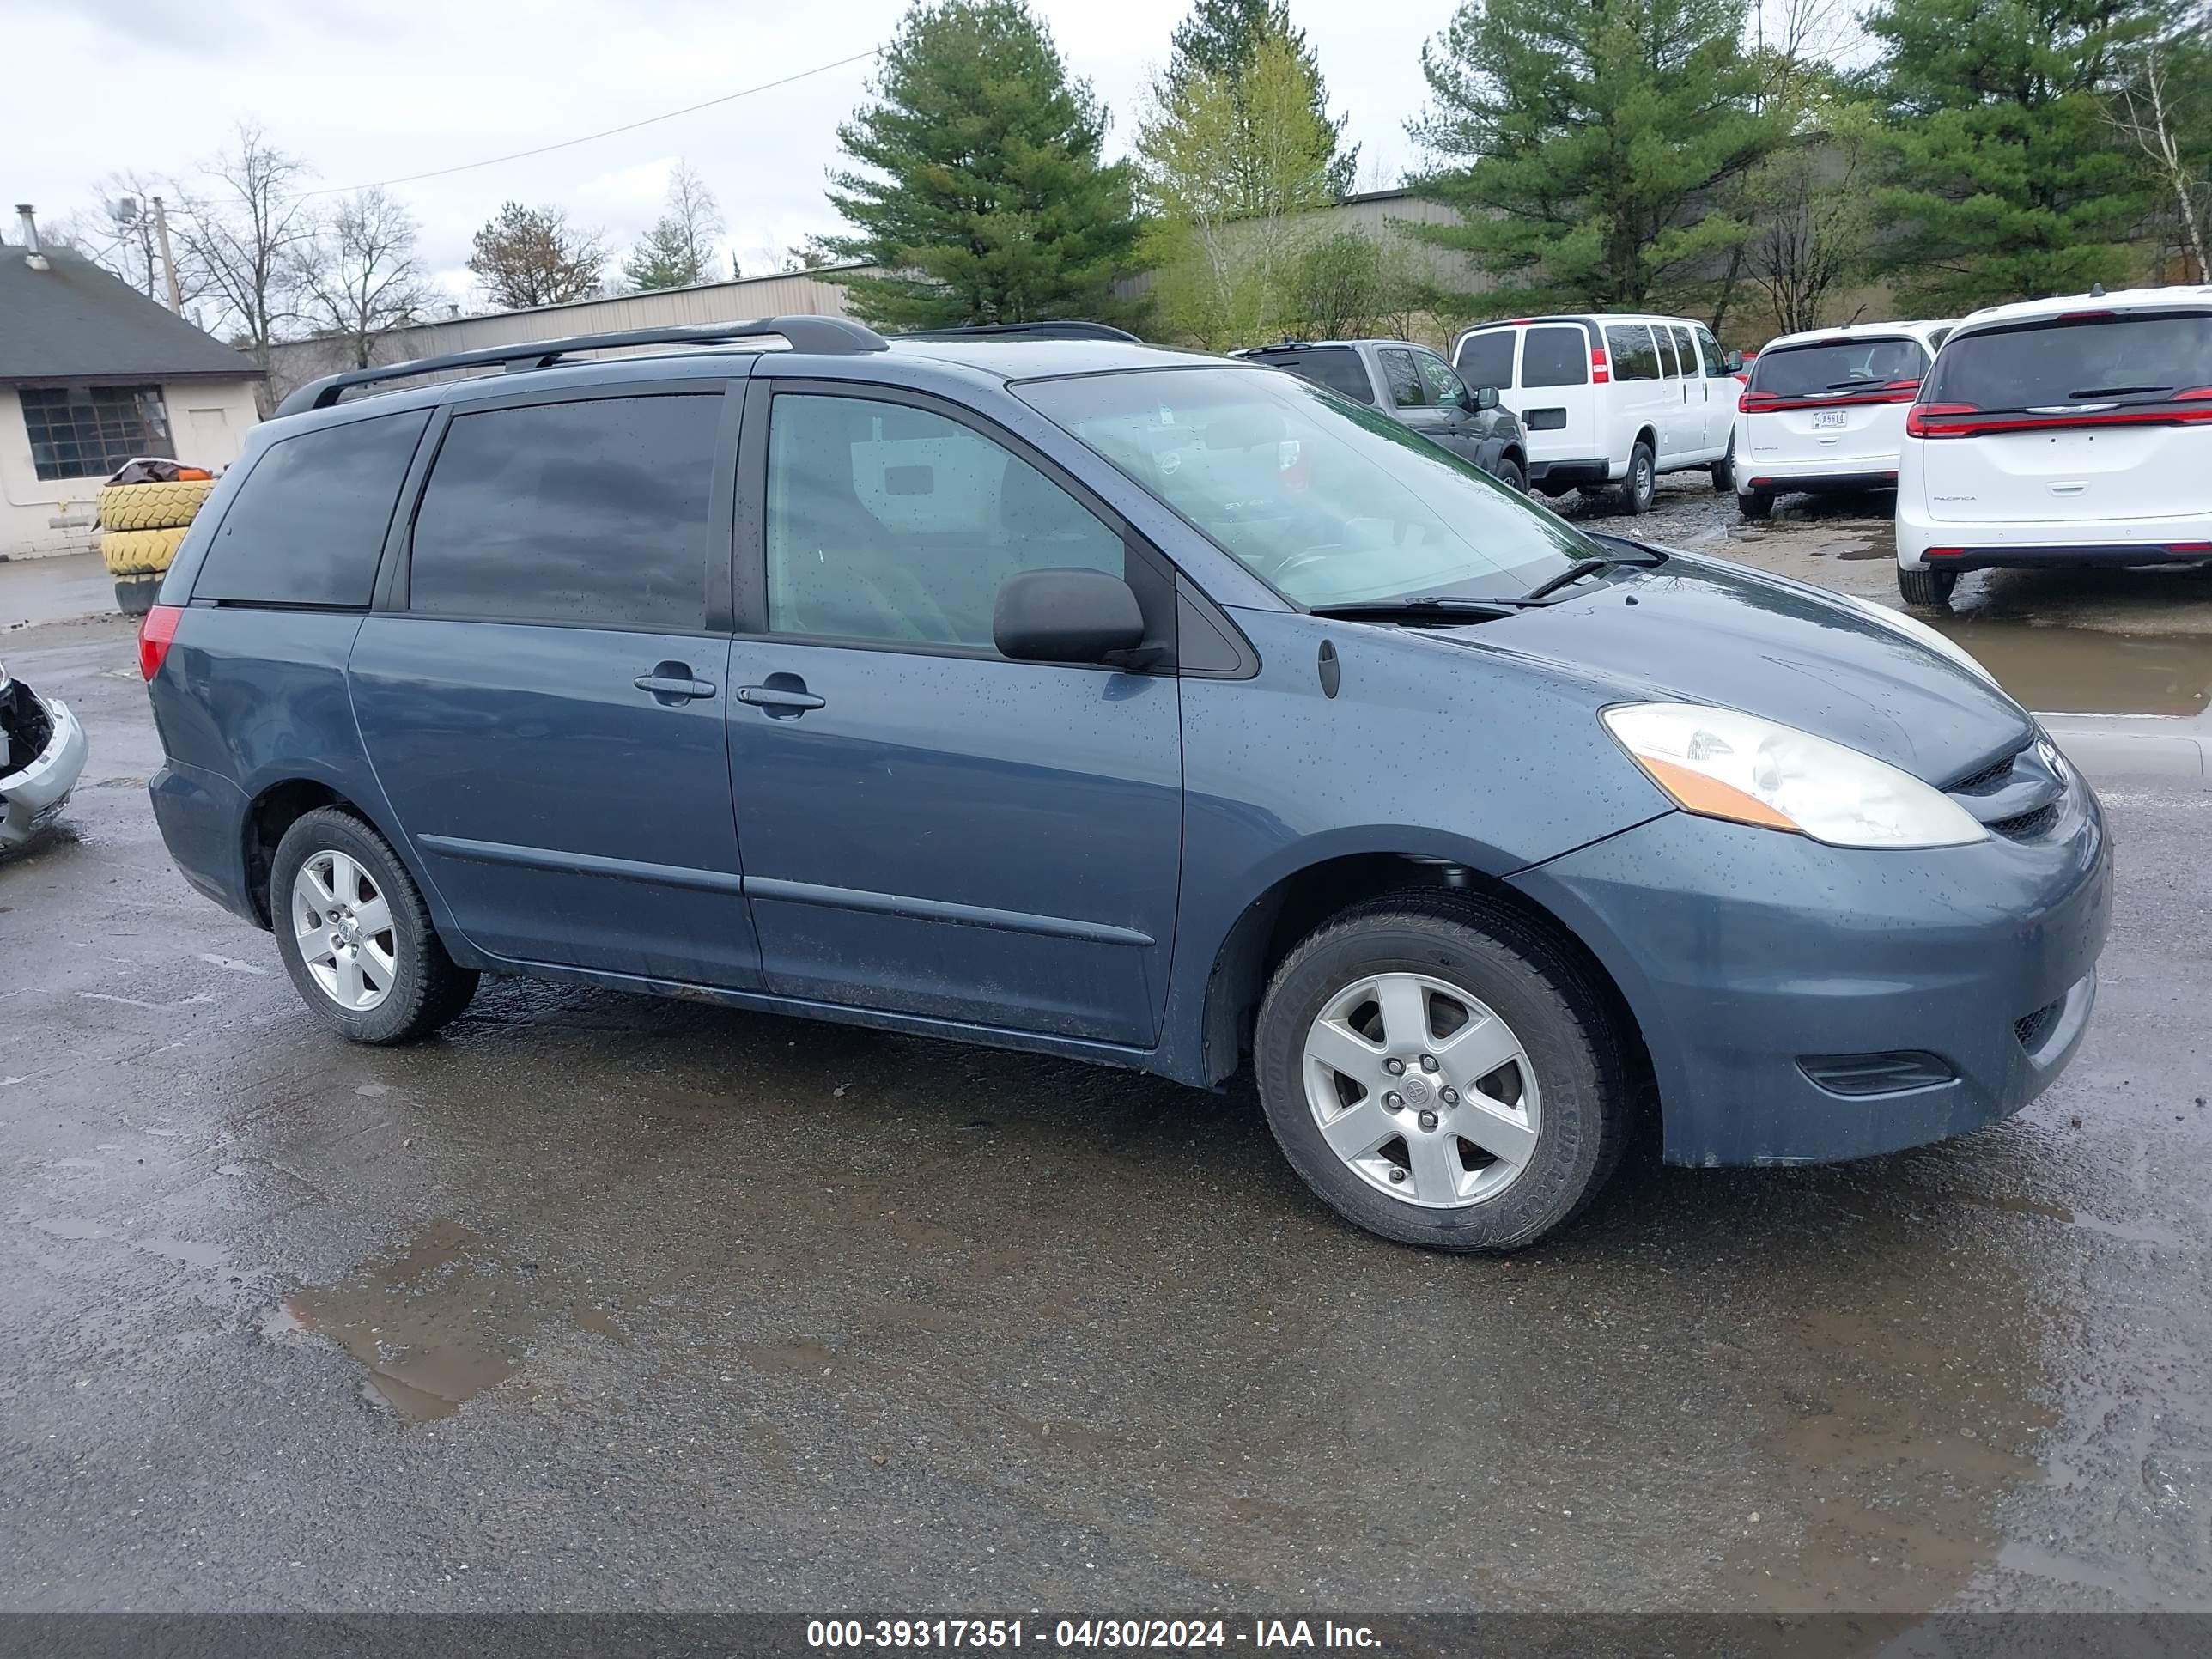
275,316,890,417
895,321,1142,343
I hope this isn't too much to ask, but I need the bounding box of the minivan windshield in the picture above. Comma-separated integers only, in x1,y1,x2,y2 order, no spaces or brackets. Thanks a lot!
1927,311,2212,411
1019,367,1596,607
1750,337,1926,398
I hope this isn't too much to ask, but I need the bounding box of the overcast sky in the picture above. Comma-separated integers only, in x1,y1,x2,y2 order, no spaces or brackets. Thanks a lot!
12,0,1457,311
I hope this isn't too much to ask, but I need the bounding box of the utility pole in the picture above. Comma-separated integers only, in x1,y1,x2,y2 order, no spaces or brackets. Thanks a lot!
151,195,183,314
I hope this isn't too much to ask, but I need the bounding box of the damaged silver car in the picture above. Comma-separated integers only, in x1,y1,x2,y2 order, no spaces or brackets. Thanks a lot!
0,658,86,849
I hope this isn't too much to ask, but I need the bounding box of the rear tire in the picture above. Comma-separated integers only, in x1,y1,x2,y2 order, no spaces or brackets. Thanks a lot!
270,807,477,1045
1492,457,1527,494
1253,892,1632,1252
1896,563,1959,609
1614,441,1656,515
1736,489,1774,522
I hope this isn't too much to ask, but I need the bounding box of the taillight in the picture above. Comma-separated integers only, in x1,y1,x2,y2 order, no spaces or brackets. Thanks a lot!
1590,346,1610,385
2179,386,2212,401
1905,403,1978,438
1738,389,1773,412
1923,547,1963,560
138,603,181,681
1883,379,1923,395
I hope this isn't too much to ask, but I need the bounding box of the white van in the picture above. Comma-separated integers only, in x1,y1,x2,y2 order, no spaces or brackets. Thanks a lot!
1732,319,1954,520
1896,287,2212,609
1452,314,1738,514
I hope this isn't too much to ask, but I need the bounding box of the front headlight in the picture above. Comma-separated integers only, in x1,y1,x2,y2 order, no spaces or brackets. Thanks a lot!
1602,702,1989,848
1832,592,2004,691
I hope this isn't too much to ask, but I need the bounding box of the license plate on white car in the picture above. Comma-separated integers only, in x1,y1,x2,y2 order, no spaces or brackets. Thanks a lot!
1813,410,1849,429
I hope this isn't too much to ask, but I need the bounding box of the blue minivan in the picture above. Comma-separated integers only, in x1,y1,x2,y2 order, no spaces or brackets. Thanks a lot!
141,318,2111,1250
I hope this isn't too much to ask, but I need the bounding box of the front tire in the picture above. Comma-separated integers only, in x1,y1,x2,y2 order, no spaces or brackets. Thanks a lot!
1896,563,1959,609
1492,456,1527,494
1711,436,1735,493
271,807,478,1044
1253,893,1632,1252
1614,441,1656,515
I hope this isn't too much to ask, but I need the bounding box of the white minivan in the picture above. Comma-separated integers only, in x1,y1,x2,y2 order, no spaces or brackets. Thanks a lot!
1896,287,2212,609
1732,320,1954,521
1452,314,1737,514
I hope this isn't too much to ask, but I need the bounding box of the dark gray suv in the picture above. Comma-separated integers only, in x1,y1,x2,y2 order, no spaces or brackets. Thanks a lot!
139,316,2109,1252
1236,338,1529,489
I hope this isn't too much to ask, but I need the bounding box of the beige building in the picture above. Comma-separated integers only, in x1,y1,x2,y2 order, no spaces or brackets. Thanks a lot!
0,228,261,559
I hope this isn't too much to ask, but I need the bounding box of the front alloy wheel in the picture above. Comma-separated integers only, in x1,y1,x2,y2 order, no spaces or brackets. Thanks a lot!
1302,971,1540,1207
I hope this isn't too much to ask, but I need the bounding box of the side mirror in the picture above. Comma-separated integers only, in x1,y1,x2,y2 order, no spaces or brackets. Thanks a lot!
1723,349,1745,373
1474,385,1500,410
994,567,1146,665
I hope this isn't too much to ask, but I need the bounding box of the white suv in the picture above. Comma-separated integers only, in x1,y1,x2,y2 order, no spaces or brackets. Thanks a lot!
1453,313,1737,514
1896,287,2212,608
1733,319,1954,521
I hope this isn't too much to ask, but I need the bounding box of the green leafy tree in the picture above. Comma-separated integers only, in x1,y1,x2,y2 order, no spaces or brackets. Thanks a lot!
623,162,725,292
820,0,1143,329
1138,19,1341,345
1169,0,1358,197
1404,0,1784,317
1869,0,2157,308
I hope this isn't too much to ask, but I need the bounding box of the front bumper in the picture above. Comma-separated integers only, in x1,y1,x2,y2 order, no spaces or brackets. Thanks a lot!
1510,775,2112,1167
0,691,88,848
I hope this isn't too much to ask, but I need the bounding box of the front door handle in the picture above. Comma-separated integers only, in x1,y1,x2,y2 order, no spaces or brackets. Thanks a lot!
736,678,826,717
635,663,718,704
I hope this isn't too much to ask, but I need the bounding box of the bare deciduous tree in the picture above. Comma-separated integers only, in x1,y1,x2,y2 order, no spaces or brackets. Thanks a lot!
173,123,319,375
467,201,607,310
300,188,434,368
623,161,726,291
2105,36,2209,282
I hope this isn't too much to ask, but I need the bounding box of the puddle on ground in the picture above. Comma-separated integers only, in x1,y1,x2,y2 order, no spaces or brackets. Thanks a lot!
269,1219,623,1419
1928,615,2212,716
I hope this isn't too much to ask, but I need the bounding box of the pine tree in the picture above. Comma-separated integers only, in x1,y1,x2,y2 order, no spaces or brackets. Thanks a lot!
466,202,606,310
1168,0,1357,197
821,0,1143,329
1405,0,1784,316
1870,0,2160,307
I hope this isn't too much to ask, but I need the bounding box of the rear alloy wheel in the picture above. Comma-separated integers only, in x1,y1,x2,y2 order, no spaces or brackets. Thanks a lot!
1254,894,1632,1251
1737,489,1774,522
1897,563,1959,609
1615,441,1656,515
272,807,478,1044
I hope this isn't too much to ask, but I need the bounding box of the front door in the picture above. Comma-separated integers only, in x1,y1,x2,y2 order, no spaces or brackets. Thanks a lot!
350,382,762,987
724,385,1183,1048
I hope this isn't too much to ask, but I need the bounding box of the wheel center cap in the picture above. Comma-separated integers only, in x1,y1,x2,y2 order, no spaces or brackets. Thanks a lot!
1401,1073,1433,1108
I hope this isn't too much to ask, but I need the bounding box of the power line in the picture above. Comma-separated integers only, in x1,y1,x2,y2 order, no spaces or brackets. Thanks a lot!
305,46,884,198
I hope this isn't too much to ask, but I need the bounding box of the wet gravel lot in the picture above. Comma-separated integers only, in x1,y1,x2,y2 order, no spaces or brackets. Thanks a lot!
3,520,2210,1619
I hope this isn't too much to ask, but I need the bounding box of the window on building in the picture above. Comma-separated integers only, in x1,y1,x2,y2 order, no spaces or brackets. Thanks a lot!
20,385,173,482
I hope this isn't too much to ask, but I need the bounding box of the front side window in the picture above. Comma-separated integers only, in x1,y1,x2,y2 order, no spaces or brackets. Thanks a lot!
194,408,429,608
410,393,720,630
1415,349,1470,409
1380,349,1427,409
1695,328,1729,377
1021,367,1596,610
1455,330,1516,392
1925,313,2212,412
21,384,172,482
766,393,1123,651
1606,325,1661,382
1521,326,1588,388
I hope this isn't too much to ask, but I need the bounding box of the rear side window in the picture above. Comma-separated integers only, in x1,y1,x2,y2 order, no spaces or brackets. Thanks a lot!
408,394,721,630
1455,331,1516,392
193,409,428,606
1752,337,1929,398
1668,325,1696,378
1249,347,1372,404
1521,326,1587,388
1927,313,2212,412
1606,324,1661,381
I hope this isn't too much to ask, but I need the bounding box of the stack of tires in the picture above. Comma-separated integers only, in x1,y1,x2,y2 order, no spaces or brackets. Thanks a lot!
100,477,215,616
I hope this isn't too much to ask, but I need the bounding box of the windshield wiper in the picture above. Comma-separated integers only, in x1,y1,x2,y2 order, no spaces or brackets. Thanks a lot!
2064,383,2171,399
1307,594,1552,619
1825,377,1883,390
1522,539,1667,600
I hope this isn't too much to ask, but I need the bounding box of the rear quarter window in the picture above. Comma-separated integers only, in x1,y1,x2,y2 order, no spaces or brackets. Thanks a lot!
1605,324,1662,381
192,409,430,606
1249,347,1372,404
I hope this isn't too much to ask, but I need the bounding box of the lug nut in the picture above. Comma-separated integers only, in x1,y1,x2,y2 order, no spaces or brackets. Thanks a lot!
1383,1057,1406,1076
1419,1054,1440,1073
1418,1109,1439,1132
1382,1091,1404,1112
1440,1086,1460,1106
